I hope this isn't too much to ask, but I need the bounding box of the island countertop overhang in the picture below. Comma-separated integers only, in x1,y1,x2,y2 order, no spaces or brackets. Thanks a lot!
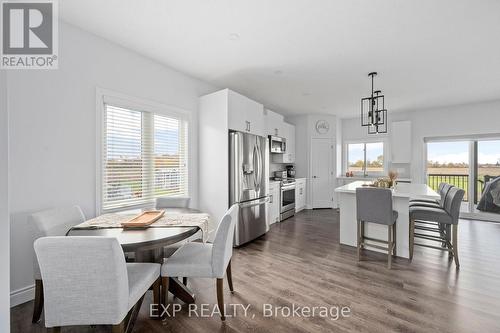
334,181,440,200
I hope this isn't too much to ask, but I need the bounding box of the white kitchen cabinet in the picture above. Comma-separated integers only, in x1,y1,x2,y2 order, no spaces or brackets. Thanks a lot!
272,122,295,163
295,178,306,212
265,109,285,137
391,121,412,163
268,181,281,224
228,89,264,137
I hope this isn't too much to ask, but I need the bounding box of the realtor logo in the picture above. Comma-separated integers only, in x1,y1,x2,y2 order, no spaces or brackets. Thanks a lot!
1,0,58,69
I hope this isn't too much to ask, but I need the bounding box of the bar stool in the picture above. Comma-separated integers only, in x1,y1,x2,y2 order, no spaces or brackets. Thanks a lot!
356,187,398,269
409,186,465,268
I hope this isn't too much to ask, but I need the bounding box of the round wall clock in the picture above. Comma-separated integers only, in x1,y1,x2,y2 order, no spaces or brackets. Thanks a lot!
315,120,330,134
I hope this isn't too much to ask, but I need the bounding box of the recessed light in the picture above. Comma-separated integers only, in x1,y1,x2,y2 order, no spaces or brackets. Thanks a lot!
274,70,283,75
302,92,310,96
228,33,240,41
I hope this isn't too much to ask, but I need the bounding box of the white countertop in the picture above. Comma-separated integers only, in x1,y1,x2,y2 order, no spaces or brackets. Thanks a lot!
338,176,412,182
334,180,439,199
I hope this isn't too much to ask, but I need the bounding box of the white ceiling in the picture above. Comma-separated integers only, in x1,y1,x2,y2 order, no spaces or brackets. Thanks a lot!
60,0,500,118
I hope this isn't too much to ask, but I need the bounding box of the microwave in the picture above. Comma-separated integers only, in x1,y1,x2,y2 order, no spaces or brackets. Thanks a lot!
269,135,286,154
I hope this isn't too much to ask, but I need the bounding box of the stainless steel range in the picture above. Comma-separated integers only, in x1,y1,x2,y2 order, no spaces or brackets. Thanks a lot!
273,171,296,221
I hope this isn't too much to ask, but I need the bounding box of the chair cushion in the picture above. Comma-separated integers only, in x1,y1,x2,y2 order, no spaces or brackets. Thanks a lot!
126,263,160,308
409,206,453,225
409,198,439,204
161,242,214,278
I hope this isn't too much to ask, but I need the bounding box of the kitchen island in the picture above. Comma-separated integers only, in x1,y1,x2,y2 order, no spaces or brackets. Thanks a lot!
334,181,440,259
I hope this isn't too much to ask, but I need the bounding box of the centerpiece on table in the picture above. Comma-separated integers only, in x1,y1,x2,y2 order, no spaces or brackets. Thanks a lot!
372,170,398,188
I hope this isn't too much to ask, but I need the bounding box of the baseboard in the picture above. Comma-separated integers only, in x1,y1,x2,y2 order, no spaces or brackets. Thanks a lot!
10,284,35,307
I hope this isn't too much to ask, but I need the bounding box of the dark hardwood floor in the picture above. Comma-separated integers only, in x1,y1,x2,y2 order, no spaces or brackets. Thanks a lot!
11,209,500,332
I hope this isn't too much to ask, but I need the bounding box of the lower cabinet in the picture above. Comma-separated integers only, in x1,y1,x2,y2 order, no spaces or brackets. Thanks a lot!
295,178,306,212
268,182,281,224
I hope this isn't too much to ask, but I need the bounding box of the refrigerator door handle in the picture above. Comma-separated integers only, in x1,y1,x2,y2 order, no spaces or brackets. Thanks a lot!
239,197,270,209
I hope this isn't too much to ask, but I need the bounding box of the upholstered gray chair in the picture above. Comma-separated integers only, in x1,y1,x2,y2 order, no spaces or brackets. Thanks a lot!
161,204,239,321
28,205,86,323
409,183,451,208
34,236,160,333
155,196,190,209
409,186,465,268
356,187,398,269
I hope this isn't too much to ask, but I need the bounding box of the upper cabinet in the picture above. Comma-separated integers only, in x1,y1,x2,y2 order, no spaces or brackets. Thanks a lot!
391,121,412,163
265,109,285,137
227,89,264,137
272,122,295,163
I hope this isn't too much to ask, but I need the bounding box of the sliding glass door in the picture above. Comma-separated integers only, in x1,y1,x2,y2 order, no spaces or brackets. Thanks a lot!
426,137,500,221
427,141,470,212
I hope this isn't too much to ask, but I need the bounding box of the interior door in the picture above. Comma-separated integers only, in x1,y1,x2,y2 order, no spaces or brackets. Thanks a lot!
311,138,333,208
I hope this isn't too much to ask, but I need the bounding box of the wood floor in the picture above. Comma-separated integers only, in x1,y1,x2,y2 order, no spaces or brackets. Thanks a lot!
11,209,500,332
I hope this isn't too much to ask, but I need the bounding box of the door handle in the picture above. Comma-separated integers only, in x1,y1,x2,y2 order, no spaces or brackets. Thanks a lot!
239,197,270,208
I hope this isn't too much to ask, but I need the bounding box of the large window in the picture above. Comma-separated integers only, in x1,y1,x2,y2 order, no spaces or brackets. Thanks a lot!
347,141,384,175
101,103,189,212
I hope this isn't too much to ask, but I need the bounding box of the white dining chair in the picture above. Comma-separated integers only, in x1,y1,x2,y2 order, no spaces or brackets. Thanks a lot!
34,236,161,333
161,204,239,321
28,205,86,323
155,196,190,209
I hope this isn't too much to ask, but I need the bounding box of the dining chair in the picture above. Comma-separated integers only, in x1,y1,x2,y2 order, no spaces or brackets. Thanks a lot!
28,205,86,323
34,236,160,333
161,204,239,321
155,196,190,209
155,196,195,285
356,187,398,269
409,186,465,268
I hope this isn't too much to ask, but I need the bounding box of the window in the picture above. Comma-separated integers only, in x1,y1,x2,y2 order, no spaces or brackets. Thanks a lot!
100,103,189,212
346,141,384,175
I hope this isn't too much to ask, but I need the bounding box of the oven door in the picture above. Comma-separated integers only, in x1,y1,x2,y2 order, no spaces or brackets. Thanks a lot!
281,185,296,213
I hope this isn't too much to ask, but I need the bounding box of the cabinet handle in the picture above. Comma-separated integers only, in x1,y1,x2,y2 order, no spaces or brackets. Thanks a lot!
245,121,251,132
249,122,251,132
275,128,278,136
269,194,273,203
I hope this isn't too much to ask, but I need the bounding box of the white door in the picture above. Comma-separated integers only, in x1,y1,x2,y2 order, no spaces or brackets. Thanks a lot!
311,138,333,208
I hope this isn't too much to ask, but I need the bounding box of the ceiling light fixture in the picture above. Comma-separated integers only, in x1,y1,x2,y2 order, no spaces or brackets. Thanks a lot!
360,72,387,134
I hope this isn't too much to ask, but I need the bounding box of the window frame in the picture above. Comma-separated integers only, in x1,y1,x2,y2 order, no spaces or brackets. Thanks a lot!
344,138,387,176
96,88,192,214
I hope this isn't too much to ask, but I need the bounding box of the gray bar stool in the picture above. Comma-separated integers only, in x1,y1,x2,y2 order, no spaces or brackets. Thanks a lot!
356,187,398,269
409,186,464,268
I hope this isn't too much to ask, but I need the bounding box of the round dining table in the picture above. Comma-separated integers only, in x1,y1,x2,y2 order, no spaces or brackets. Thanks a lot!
67,207,201,303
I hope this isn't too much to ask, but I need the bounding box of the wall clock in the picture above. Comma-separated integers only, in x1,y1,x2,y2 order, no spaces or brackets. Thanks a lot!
315,120,330,134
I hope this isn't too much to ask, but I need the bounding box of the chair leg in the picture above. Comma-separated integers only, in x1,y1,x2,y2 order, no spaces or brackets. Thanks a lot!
392,223,397,257
409,219,415,261
32,279,44,323
161,277,169,309
357,220,361,261
452,224,460,268
387,225,393,269
152,278,160,318
226,260,234,293
216,278,225,321
182,277,188,286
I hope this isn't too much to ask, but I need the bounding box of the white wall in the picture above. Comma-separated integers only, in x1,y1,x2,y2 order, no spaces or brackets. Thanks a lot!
341,100,500,182
0,71,10,331
8,22,216,306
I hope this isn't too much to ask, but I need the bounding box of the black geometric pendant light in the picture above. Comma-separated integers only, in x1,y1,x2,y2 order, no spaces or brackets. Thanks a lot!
360,72,387,134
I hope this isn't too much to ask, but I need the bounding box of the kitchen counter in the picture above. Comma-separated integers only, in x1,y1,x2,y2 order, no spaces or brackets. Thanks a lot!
338,176,413,183
335,181,439,199
335,180,439,259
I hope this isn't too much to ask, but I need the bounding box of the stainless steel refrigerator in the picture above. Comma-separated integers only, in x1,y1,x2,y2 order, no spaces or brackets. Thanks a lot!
229,131,270,246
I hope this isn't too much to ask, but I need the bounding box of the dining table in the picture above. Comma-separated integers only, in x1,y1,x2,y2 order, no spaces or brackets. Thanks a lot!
67,207,205,304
